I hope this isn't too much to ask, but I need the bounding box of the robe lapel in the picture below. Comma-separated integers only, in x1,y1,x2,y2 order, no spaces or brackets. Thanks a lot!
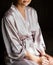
11,4,30,36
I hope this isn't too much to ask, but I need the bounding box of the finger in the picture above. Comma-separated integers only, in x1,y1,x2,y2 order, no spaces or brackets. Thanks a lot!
42,61,49,65
42,60,49,65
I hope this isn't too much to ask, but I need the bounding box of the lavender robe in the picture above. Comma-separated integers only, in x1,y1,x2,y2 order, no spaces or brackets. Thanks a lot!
2,4,46,65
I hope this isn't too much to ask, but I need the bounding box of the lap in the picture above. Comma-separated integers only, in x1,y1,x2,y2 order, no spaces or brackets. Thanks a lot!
12,59,39,65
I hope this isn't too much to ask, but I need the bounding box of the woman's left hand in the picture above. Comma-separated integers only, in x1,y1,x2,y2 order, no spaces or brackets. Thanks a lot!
42,53,53,65
48,56,53,65
41,56,49,65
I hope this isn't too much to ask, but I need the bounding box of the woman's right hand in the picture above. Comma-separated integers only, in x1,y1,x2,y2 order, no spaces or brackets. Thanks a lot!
25,50,42,64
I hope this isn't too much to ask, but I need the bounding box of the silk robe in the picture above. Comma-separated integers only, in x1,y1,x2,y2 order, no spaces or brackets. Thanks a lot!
2,4,46,65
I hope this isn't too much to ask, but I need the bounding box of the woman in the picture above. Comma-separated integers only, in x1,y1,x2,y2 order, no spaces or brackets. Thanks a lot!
1,0,53,65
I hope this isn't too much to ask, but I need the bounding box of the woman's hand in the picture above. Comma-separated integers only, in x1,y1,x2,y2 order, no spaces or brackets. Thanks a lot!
41,53,53,65
41,56,49,65
25,50,42,64
45,54,53,65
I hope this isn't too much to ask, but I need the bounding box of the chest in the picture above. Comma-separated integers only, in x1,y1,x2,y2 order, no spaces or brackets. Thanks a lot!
12,8,39,37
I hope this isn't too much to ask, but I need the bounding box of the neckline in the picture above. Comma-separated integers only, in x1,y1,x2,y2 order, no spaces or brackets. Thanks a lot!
11,4,30,33
11,4,27,22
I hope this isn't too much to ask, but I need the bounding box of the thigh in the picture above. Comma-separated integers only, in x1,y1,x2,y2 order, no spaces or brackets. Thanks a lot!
12,59,39,65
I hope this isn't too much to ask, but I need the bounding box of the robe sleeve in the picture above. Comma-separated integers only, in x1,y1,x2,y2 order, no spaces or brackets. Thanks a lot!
2,15,26,60
32,9,46,54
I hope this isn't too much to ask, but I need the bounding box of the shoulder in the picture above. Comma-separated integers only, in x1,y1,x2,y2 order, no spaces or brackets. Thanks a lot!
26,6,37,15
4,9,13,19
2,6,14,24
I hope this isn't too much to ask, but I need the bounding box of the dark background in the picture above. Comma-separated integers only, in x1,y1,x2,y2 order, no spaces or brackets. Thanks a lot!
0,0,53,65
